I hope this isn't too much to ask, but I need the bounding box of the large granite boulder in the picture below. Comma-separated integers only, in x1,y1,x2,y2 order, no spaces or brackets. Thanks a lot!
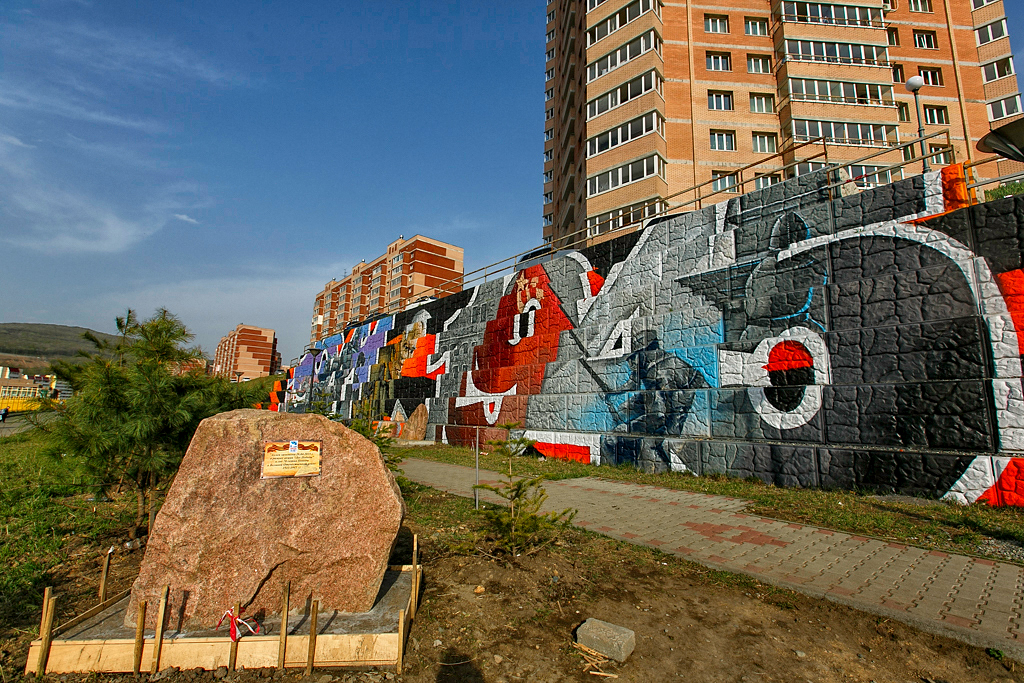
125,409,404,630
399,403,429,441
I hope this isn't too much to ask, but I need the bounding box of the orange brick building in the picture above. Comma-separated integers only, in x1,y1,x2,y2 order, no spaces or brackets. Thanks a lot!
213,324,281,381
310,235,464,343
543,0,1021,245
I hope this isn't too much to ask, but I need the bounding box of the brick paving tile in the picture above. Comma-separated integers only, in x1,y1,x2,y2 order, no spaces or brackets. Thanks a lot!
401,457,1024,658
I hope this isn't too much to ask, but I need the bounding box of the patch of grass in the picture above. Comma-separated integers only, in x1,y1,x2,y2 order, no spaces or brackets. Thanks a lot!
0,428,132,630
400,444,1024,562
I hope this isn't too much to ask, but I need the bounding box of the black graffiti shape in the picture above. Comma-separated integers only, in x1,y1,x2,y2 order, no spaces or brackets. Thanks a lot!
622,330,709,436
765,366,815,412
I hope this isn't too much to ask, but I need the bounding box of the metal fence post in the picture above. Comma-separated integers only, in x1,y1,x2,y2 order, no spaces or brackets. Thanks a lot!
475,426,480,509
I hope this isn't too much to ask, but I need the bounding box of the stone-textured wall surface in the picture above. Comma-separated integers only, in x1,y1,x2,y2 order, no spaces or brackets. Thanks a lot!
286,168,1024,506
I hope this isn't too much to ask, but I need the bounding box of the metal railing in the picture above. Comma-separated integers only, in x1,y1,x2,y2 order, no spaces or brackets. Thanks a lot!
322,129,961,337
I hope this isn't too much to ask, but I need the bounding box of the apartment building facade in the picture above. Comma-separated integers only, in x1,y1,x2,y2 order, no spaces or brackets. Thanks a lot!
309,235,465,343
543,0,1021,245
213,324,281,381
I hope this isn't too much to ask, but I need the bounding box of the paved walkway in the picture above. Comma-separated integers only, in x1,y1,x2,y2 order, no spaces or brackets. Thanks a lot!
402,457,1024,660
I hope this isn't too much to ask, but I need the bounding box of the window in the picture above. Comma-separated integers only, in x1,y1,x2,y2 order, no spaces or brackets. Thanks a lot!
547,10,555,22
750,93,775,112
545,128,554,141
546,107,554,120
371,286,381,295
708,90,734,110
710,130,736,151
543,170,553,182
706,52,731,71
898,102,911,121
923,105,948,124
892,63,905,82
586,111,664,157
745,17,768,36
543,214,553,227
545,88,554,101
847,165,892,187
586,70,662,119
712,171,738,193
390,276,403,287
546,48,555,61
977,20,1007,46
588,0,609,9
914,31,937,49
705,14,729,33
390,288,401,299
587,0,659,46
780,2,882,27
586,154,664,196
545,68,554,81
543,149,553,161
587,30,661,82
546,30,555,43
748,54,771,73
783,39,887,66
887,28,899,46
919,67,943,86
983,58,1015,83
794,119,897,145
543,191,553,204
752,132,778,154
908,0,932,11
754,174,781,189
990,95,1022,121
972,0,997,8
929,145,951,166
789,78,894,105
587,199,664,236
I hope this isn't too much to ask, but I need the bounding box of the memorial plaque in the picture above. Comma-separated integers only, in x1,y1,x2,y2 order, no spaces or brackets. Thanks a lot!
261,440,322,478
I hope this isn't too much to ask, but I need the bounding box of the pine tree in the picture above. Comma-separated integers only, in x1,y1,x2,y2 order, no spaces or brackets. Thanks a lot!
40,309,269,536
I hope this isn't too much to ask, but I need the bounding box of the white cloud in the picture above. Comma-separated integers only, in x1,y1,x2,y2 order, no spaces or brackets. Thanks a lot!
173,213,199,224
0,133,34,148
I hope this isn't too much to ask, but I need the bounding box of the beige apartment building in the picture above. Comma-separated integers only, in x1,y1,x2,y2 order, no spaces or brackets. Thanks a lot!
309,235,464,342
543,0,1022,245
212,324,281,382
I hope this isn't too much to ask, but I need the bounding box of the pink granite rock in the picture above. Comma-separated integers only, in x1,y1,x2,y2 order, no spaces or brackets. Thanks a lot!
125,409,404,630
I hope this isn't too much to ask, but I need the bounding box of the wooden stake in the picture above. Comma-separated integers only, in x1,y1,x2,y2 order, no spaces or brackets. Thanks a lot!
228,602,240,672
36,595,57,677
151,586,169,675
38,587,51,635
99,549,112,603
396,608,405,675
304,600,318,676
277,581,290,671
133,601,148,676
411,534,420,618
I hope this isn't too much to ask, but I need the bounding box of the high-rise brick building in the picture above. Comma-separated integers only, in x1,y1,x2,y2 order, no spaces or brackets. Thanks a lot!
213,324,281,381
309,235,464,343
543,0,1021,245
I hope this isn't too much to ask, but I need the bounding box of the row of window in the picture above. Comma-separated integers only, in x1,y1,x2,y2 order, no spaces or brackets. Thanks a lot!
587,200,665,237
708,91,777,113
586,111,663,158
588,30,660,83
705,52,771,73
587,0,658,47
709,130,779,154
586,70,662,120
783,40,888,67
587,154,664,197
779,2,883,27
794,119,897,146
703,15,768,36
892,64,943,86
788,78,893,106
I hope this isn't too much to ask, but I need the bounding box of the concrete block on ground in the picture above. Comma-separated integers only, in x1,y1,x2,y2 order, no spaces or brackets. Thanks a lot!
576,618,636,662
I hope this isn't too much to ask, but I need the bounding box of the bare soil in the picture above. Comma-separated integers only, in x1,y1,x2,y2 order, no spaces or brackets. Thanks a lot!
6,488,1023,683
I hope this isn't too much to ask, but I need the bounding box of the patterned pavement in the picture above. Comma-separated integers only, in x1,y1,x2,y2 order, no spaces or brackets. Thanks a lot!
402,457,1024,660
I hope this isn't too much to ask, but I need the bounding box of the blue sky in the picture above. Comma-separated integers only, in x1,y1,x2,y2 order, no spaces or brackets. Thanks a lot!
1,2,1022,362
0,1,546,361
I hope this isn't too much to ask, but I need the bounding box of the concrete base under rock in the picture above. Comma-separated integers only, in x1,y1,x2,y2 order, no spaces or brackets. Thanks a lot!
27,568,417,675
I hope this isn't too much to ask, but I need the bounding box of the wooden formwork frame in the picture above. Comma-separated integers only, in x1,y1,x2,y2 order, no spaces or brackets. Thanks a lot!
27,536,422,676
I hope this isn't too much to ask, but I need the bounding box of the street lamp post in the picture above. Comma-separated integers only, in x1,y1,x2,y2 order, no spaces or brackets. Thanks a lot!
905,75,931,173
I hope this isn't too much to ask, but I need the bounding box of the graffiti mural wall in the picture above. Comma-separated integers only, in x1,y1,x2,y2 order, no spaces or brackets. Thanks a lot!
286,167,1024,505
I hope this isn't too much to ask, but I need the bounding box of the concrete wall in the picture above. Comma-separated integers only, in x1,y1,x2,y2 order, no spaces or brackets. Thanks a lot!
288,168,1024,506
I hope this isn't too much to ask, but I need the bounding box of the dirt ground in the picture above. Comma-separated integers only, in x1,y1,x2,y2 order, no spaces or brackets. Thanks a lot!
7,489,1024,683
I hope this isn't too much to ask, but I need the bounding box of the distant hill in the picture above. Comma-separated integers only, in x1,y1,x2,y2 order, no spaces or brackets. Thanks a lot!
0,323,120,371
